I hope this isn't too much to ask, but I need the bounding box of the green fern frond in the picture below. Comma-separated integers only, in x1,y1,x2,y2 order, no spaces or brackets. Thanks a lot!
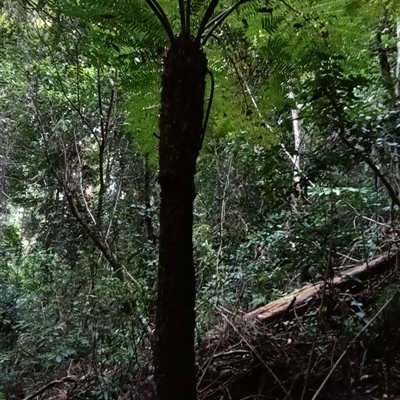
125,87,160,165
47,0,167,164
261,13,284,35
63,0,169,52
233,0,267,16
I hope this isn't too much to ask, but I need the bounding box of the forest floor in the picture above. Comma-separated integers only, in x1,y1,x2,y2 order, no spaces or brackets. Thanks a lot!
104,251,400,400
17,252,400,400
191,251,400,400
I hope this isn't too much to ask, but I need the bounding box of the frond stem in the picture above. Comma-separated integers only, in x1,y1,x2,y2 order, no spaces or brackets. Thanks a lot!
186,0,191,37
179,0,187,35
143,0,176,43
202,0,250,44
196,0,220,42
200,69,215,150
278,0,301,15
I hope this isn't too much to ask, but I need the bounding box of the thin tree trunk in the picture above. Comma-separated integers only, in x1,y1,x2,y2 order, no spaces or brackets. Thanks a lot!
144,154,156,243
289,90,304,202
155,36,207,400
377,30,395,98
395,20,400,185
291,107,301,184
396,20,400,97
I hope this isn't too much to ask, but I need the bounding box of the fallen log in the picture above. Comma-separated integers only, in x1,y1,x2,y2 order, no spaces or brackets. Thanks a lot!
244,252,398,324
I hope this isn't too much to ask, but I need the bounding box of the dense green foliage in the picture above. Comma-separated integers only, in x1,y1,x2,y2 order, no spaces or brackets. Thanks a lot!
1,0,400,398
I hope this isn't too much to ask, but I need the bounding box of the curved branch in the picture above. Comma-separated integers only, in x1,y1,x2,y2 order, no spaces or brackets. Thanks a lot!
324,88,400,209
341,135,400,209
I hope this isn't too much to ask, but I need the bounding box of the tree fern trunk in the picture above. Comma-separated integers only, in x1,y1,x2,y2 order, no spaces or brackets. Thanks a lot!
155,36,207,400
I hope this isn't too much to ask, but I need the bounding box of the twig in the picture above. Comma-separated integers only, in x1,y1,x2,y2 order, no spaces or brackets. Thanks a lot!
73,131,97,226
345,201,391,228
23,376,77,400
106,182,122,240
96,68,106,225
311,295,394,400
221,313,292,399
326,248,361,263
216,156,233,276
301,198,335,400
280,296,297,321
197,330,225,391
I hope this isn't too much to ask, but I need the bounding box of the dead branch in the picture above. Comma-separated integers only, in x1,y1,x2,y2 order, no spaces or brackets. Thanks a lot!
245,252,398,324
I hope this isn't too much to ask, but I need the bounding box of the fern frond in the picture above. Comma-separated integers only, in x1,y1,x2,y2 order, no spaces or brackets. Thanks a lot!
261,13,285,35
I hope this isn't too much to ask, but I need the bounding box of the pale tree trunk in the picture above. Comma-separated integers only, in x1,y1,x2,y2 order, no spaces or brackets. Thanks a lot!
289,91,303,197
291,107,301,185
241,77,301,175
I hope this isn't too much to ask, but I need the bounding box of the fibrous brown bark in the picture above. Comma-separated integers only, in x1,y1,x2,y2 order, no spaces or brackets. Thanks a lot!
155,35,207,400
